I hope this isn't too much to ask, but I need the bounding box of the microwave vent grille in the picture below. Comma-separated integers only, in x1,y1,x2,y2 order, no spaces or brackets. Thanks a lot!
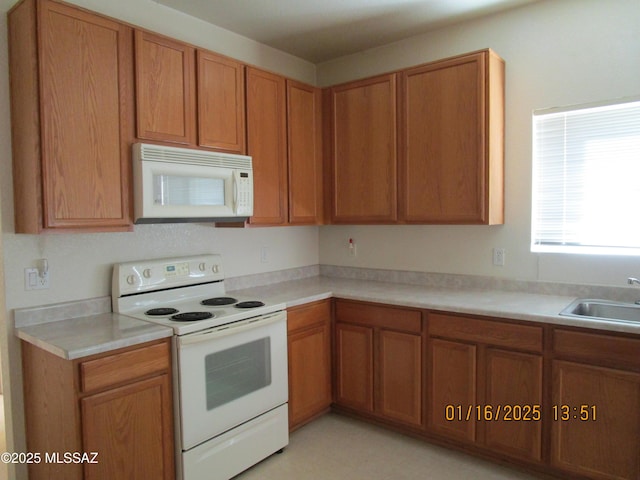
135,143,252,170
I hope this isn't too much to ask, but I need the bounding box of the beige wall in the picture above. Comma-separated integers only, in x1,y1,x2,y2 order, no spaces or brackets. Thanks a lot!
318,0,640,287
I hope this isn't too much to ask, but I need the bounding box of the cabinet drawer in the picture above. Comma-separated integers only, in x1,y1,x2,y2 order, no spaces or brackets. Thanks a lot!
335,300,421,333
80,341,170,393
428,313,543,352
554,329,640,370
288,300,330,333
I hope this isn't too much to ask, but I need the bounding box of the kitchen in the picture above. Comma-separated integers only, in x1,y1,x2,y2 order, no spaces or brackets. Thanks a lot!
0,0,639,479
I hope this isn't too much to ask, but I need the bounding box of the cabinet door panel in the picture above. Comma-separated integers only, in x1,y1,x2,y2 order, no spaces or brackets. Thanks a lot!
197,50,245,153
429,338,476,442
378,329,422,426
288,323,331,428
287,80,323,224
330,74,397,223
335,323,374,412
551,360,640,480
82,375,174,480
401,53,484,223
246,67,287,225
39,0,132,229
484,349,543,462
135,30,196,144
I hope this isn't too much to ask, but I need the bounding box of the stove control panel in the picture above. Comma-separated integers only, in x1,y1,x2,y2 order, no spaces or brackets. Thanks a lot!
113,254,225,296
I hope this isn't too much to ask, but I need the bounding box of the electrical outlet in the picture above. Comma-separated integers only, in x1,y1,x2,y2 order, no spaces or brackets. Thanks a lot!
25,268,50,290
348,238,357,257
493,248,505,266
260,246,269,263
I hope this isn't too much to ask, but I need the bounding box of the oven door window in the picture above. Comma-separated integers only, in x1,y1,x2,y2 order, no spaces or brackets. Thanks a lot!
205,338,271,410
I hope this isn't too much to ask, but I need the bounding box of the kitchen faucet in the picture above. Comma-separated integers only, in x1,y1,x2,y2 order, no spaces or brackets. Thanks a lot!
628,277,640,304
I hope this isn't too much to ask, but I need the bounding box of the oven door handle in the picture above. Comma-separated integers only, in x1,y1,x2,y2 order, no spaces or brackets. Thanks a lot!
178,310,286,346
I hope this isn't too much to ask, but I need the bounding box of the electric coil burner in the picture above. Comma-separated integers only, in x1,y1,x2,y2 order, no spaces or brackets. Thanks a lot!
201,297,238,306
171,312,214,322
146,307,179,316
235,301,266,309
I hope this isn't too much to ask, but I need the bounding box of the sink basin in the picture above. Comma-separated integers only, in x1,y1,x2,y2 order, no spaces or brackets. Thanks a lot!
560,299,640,323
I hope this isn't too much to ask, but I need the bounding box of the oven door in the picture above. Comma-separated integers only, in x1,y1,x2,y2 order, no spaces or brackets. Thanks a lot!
177,310,287,451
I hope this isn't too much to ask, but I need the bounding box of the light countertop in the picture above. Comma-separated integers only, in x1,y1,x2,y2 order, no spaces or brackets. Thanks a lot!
15,275,640,360
229,276,640,335
15,311,173,360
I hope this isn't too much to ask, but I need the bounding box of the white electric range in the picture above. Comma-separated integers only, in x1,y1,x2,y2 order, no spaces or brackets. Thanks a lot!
112,254,289,480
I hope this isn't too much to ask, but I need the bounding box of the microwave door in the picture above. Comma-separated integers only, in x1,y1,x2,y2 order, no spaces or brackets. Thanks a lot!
138,160,235,220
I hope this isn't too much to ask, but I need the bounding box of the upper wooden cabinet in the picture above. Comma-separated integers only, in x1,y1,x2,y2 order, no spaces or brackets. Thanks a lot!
197,51,246,153
134,30,196,145
134,31,246,154
287,80,324,224
399,50,504,224
325,49,504,225
8,0,134,233
246,67,288,225
327,74,398,223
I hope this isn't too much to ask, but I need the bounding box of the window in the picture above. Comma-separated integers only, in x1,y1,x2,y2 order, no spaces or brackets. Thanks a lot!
531,97,640,255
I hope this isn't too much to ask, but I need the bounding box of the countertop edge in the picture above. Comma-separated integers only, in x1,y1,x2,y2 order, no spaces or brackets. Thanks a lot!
15,313,173,360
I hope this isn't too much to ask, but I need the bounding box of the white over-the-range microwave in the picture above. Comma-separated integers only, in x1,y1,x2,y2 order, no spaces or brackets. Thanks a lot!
132,143,254,224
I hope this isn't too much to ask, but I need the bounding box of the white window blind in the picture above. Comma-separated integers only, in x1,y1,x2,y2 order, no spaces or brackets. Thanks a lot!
531,98,640,255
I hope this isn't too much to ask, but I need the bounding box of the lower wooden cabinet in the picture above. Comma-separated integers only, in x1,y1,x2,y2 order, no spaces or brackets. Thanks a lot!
334,299,424,428
427,313,544,463
483,348,543,461
325,299,640,480
287,300,332,430
334,322,374,412
22,338,175,480
551,328,640,480
429,338,477,442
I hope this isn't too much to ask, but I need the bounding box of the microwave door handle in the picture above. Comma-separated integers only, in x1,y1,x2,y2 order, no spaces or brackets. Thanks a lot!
232,171,239,212
178,311,286,346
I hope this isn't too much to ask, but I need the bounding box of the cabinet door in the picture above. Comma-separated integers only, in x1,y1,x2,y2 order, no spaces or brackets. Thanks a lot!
378,329,422,426
287,80,323,224
329,74,397,223
135,30,196,145
82,375,175,480
197,50,245,153
288,322,332,429
551,360,640,480
400,51,503,224
334,323,374,412
483,348,543,462
428,338,476,442
38,0,133,230
246,67,288,225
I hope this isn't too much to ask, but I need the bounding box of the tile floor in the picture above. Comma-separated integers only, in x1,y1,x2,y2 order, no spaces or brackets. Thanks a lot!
236,413,542,480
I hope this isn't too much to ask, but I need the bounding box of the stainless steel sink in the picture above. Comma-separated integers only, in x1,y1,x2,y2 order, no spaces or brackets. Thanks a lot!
560,299,640,323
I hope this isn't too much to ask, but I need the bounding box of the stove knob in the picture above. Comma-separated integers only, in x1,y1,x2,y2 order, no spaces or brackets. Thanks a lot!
199,262,206,272
126,274,136,285
143,268,152,279
212,265,219,274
